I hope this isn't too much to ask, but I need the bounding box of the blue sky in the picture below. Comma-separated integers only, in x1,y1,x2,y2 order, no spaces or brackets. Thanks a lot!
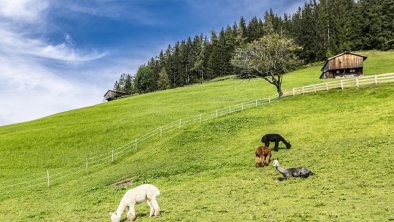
0,0,306,126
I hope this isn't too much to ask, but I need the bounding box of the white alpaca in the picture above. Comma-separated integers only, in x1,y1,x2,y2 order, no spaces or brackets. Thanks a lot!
110,184,160,221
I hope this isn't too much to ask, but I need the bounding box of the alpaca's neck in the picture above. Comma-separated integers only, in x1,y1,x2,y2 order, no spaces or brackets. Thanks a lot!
275,165,288,175
115,201,128,215
281,139,289,146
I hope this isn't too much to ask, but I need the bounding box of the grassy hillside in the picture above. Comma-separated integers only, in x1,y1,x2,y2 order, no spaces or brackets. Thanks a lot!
0,50,393,221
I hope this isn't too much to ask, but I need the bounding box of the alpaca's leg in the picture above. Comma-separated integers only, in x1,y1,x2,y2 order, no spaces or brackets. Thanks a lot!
150,199,160,216
127,205,136,221
274,141,279,151
264,154,271,166
147,200,154,217
262,155,267,166
255,157,263,167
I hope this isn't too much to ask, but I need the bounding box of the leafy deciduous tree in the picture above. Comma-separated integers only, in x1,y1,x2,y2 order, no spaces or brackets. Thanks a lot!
231,33,302,97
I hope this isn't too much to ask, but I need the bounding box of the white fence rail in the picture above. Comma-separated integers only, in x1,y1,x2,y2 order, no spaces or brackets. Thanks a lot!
1,73,393,196
282,73,394,96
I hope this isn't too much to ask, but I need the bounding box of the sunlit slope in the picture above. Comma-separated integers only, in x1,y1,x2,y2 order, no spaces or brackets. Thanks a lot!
1,50,393,181
0,83,393,221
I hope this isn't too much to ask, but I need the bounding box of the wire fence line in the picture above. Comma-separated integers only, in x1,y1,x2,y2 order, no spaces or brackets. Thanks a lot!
1,73,393,196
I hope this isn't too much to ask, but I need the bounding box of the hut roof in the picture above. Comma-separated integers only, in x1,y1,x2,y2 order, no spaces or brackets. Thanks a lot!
104,90,130,101
103,90,129,98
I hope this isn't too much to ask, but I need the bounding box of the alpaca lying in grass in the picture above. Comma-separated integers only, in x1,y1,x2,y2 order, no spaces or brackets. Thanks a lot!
261,134,291,151
110,184,160,221
272,158,314,181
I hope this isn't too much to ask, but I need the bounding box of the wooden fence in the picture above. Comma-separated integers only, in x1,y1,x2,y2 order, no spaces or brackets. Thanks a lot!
282,73,394,96
1,73,393,196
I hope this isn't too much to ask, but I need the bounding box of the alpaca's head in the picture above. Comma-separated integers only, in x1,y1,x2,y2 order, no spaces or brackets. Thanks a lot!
286,142,292,149
273,158,279,167
110,212,121,222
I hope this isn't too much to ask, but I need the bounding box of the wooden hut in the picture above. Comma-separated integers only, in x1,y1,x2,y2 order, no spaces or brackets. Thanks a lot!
320,52,367,79
104,90,129,101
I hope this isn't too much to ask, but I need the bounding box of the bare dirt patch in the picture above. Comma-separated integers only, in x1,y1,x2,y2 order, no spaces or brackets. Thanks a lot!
112,178,133,188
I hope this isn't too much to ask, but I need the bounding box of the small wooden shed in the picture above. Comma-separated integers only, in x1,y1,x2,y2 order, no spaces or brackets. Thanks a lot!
320,52,367,79
104,90,129,101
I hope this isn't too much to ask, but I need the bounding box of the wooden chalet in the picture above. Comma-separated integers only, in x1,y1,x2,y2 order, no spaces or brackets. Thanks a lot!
104,90,129,101
320,52,367,79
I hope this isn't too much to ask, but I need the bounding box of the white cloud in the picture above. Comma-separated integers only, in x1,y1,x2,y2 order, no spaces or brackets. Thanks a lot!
0,0,111,126
0,0,49,22
0,28,106,62
0,54,103,125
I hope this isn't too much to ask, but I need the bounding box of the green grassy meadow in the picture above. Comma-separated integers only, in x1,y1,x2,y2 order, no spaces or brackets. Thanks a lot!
0,50,393,221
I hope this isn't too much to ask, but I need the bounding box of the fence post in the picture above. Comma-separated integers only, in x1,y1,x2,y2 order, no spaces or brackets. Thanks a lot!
356,78,359,87
179,119,182,128
374,75,378,84
302,87,304,94
314,85,316,93
255,100,258,107
326,83,329,91
112,150,114,162
292,88,295,96
341,80,344,90
216,110,218,117
199,114,202,123
85,158,88,175
241,103,244,111
47,170,50,187
268,96,271,103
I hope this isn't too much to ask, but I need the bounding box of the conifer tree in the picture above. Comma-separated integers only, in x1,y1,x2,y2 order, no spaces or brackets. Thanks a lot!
112,0,392,95
135,65,154,93
113,81,120,91
246,16,264,42
124,74,133,94
157,67,170,90
207,30,221,78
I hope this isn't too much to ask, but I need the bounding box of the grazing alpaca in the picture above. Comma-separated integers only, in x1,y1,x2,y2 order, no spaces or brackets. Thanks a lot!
255,146,272,167
261,134,291,151
272,158,314,181
110,184,160,222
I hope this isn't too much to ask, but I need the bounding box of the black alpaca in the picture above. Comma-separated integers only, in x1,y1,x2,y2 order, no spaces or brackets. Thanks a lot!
261,134,291,152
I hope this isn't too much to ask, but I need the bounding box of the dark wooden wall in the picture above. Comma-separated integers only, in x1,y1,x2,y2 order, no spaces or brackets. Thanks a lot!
327,54,364,70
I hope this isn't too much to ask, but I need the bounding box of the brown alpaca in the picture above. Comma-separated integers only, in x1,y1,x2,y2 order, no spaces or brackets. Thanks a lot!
255,146,263,167
255,146,272,167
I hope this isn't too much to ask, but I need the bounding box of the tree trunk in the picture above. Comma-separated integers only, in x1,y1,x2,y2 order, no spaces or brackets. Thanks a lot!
261,75,283,98
276,84,283,97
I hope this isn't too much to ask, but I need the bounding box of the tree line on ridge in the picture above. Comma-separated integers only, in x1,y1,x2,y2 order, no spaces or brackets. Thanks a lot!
113,0,393,95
